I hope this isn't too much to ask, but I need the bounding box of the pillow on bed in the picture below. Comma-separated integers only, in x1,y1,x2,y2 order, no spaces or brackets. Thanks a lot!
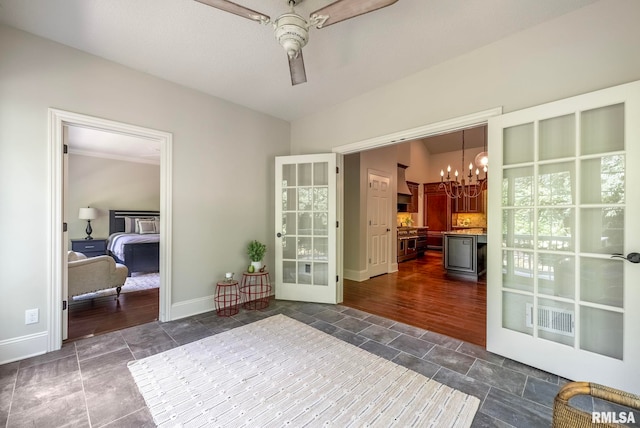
154,216,160,232
124,216,136,233
136,218,156,234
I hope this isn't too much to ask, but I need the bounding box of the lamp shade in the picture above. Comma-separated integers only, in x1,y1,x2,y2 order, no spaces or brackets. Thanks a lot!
78,207,98,220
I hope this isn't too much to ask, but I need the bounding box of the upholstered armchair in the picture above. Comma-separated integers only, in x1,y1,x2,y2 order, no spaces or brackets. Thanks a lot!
68,251,129,298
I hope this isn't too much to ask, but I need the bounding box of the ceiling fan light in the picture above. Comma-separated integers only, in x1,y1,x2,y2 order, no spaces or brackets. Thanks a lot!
274,13,309,56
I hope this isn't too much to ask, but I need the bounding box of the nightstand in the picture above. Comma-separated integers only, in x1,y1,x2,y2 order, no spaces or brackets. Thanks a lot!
71,238,107,258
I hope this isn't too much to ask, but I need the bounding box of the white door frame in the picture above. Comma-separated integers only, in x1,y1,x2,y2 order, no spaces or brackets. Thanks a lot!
47,109,173,352
332,108,502,155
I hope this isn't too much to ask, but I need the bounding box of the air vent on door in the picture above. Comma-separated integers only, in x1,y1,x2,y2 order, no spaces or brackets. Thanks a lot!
525,303,575,337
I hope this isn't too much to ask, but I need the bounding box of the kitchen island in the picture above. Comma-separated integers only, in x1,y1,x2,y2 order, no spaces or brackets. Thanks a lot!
442,229,487,280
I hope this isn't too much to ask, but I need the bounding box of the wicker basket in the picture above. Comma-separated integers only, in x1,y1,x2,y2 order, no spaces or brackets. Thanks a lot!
552,381,640,427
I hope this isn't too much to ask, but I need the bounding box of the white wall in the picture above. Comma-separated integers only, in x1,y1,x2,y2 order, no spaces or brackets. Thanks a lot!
0,25,290,361
291,0,640,154
68,154,160,240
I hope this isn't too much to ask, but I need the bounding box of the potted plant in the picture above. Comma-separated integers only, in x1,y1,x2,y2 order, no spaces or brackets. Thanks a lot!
247,240,267,273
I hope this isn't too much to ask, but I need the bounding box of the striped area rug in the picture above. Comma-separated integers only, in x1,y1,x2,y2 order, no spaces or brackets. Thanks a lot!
128,314,479,427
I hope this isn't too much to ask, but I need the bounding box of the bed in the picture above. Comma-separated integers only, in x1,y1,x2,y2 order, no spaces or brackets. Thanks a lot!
108,210,160,276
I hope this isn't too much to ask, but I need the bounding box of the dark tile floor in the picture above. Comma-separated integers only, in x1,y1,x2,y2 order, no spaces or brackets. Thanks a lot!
0,300,615,427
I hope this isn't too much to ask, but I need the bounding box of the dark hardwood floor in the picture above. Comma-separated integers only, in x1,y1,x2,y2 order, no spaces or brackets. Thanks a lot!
343,250,487,347
67,251,486,347
66,288,159,342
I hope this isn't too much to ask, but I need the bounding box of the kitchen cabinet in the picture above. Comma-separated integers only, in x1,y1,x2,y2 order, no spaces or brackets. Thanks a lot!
407,181,419,213
424,182,451,249
452,185,484,213
442,231,487,280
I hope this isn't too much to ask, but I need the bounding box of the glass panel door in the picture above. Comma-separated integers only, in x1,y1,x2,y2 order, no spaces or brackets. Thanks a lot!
275,154,339,304
487,80,640,394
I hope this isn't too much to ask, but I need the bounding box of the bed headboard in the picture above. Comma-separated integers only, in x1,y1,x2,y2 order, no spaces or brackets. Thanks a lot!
109,210,160,235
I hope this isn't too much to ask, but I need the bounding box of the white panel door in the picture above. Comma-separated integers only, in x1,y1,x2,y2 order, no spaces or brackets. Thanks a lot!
275,154,339,304
368,171,391,277
487,80,640,394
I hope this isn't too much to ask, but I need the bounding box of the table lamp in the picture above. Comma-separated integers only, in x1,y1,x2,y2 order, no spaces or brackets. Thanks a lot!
78,207,98,240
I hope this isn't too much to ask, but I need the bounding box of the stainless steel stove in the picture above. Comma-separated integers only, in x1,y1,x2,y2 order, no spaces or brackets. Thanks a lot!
397,228,418,262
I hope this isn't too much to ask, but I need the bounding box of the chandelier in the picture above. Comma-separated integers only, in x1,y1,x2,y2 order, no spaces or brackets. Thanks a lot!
439,128,488,199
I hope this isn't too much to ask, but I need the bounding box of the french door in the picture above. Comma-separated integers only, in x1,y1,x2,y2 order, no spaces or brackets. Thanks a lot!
275,153,341,304
487,80,640,394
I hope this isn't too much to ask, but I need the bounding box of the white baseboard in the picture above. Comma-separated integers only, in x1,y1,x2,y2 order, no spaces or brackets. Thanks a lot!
344,264,399,282
170,295,216,321
0,331,49,365
343,268,369,282
169,290,276,321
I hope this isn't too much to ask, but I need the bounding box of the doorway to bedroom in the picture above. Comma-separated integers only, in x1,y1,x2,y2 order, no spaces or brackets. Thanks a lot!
65,126,162,341
48,109,172,348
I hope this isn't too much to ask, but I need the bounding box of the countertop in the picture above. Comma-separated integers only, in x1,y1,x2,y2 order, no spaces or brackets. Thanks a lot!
443,229,486,235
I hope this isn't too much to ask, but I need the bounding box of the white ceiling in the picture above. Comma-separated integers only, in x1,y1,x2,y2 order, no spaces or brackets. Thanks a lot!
0,0,597,122
65,126,161,165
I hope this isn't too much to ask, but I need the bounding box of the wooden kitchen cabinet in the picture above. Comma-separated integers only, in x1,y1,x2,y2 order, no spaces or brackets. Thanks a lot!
407,181,419,213
453,185,484,213
424,182,451,249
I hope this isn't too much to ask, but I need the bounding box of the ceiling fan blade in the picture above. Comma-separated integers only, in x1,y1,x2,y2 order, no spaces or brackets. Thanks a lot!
311,0,398,28
288,51,307,86
194,0,269,23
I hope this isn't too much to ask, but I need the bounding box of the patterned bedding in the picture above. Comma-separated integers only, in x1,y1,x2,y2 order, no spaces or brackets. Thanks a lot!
107,233,160,261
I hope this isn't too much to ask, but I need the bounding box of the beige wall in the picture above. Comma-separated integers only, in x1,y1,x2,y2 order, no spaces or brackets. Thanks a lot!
68,154,160,241
291,0,640,154
0,24,290,359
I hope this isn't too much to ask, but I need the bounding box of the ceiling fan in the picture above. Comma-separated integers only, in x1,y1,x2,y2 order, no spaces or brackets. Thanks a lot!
194,0,399,85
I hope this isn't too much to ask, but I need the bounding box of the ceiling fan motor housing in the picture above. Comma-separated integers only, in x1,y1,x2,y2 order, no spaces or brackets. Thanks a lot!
274,13,309,59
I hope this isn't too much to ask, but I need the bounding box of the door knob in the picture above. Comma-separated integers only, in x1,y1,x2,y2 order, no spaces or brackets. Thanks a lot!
276,232,282,238
387,228,391,232
610,252,640,263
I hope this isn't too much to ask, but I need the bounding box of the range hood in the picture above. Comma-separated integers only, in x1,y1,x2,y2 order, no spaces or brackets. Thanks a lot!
397,164,412,196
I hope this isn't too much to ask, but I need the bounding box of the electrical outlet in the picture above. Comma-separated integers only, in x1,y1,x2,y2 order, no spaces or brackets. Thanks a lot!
25,308,39,325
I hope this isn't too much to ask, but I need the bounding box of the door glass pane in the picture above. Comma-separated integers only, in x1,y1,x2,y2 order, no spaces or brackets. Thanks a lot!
313,213,328,236
537,208,574,251
504,123,534,165
298,237,312,260
283,237,296,259
298,213,312,235
298,188,312,210
503,292,533,335
503,250,533,292
314,162,328,185
580,155,625,204
282,164,296,187
314,262,328,286
283,261,296,283
297,262,312,284
283,188,296,211
537,298,575,347
538,162,574,205
581,258,623,308
580,208,624,254
502,167,534,206
314,237,328,261
538,254,574,299
580,306,623,360
581,104,624,155
313,187,328,211
283,212,296,235
299,163,312,186
539,114,575,160
502,209,534,248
